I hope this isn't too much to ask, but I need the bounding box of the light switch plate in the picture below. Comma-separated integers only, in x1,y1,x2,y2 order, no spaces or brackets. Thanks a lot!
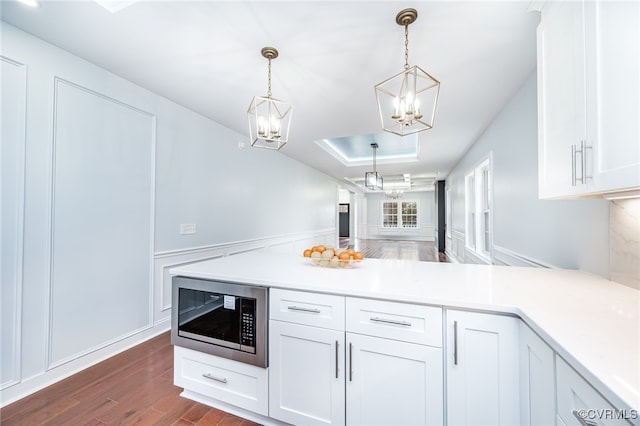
180,224,196,235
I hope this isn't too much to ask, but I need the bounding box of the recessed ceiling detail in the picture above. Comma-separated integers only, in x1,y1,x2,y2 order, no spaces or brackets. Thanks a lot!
315,132,420,167
346,173,437,193
94,0,139,13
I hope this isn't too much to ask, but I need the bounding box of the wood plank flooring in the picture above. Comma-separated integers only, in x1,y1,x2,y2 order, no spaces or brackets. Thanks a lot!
340,238,448,262
2,239,445,425
0,332,259,426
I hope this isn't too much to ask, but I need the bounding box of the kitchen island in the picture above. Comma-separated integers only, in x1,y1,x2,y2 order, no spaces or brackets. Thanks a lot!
170,251,640,425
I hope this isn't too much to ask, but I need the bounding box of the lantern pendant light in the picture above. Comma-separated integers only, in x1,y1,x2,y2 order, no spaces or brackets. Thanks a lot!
365,143,383,190
247,47,293,150
374,8,440,137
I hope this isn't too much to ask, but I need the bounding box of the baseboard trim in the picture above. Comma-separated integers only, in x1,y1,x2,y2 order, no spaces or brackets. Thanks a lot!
0,320,170,407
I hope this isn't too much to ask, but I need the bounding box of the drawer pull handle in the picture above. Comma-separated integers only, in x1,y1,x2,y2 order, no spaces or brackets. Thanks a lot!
287,306,321,314
349,342,353,382
369,317,412,327
572,410,598,426
202,373,227,384
453,320,458,366
335,340,339,379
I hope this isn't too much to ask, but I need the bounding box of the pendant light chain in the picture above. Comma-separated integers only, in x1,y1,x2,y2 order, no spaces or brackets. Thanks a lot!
404,23,410,70
267,57,272,98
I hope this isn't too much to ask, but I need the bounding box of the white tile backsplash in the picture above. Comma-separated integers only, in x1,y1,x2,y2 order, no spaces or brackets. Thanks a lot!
610,199,640,289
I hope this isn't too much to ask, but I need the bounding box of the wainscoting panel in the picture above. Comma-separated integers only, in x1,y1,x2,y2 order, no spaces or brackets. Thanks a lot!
48,78,156,368
153,229,335,318
366,225,435,241
493,246,552,268
0,56,27,389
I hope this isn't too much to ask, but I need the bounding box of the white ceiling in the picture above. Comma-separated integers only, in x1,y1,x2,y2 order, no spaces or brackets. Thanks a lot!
0,0,540,193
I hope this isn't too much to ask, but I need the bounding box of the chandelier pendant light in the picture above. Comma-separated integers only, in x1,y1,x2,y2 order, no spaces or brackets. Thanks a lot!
247,47,293,150
365,143,383,190
374,8,440,137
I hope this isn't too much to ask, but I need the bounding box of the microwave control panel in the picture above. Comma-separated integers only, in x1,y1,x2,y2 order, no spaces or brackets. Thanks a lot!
241,298,256,352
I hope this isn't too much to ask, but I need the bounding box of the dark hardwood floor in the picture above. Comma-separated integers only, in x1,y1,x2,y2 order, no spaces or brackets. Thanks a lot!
1,239,444,425
340,238,448,262
0,332,259,426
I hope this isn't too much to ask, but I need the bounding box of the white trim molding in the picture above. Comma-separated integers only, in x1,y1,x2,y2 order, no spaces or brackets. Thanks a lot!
0,55,27,391
153,228,336,318
492,245,554,268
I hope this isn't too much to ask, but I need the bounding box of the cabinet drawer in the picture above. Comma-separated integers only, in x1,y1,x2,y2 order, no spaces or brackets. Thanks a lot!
346,298,442,347
174,346,268,416
270,288,345,330
556,356,631,426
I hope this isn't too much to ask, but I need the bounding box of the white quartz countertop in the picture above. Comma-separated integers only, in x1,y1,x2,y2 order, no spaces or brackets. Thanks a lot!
170,251,640,413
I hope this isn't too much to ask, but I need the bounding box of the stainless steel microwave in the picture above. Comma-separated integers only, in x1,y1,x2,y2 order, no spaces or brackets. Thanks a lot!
171,276,268,368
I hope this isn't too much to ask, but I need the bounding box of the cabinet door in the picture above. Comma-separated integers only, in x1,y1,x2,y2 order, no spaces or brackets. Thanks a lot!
537,0,587,198
556,356,633,426
346,333,443,426
585,1,640,194
519,323,555,426
269,320,345,425
446,310,520,426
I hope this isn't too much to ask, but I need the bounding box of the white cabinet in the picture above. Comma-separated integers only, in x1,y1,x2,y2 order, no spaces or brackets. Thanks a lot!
174,346,269,416
537,0,640,199
537,0,587,198
556,356,633,426
519,323,555,426
269,288,346,425
346,333,443,426
268,290,444,426
445,310,520,426
269,320,345,425
346,298,443,426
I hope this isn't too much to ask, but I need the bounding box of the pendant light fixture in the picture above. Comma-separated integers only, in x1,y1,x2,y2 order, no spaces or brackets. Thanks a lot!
247,47,293,150
365,143,383,190
374,8,440,137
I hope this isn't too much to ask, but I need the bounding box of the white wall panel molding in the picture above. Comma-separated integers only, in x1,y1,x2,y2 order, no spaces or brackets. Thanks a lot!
493,245,554,269
366,225,434,241
46,77,156,370
154,228,335,314
463,248,491,265
448,230,466,263
0,56,27,390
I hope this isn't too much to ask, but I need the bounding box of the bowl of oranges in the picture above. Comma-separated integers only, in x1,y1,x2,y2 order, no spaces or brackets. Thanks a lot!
302,245,364,268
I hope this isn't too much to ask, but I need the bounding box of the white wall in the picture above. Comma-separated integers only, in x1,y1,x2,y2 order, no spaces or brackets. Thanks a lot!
364,191,435,241
0,23,338,404
446,73,610,277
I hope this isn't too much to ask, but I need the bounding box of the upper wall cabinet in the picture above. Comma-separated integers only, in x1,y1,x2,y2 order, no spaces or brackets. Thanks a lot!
536,0,640,199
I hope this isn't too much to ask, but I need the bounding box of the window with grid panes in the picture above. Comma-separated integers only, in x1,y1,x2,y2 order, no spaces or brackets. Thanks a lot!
382,200,418,228
401,201,417,228
382,202,398,227
465,156,492,260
